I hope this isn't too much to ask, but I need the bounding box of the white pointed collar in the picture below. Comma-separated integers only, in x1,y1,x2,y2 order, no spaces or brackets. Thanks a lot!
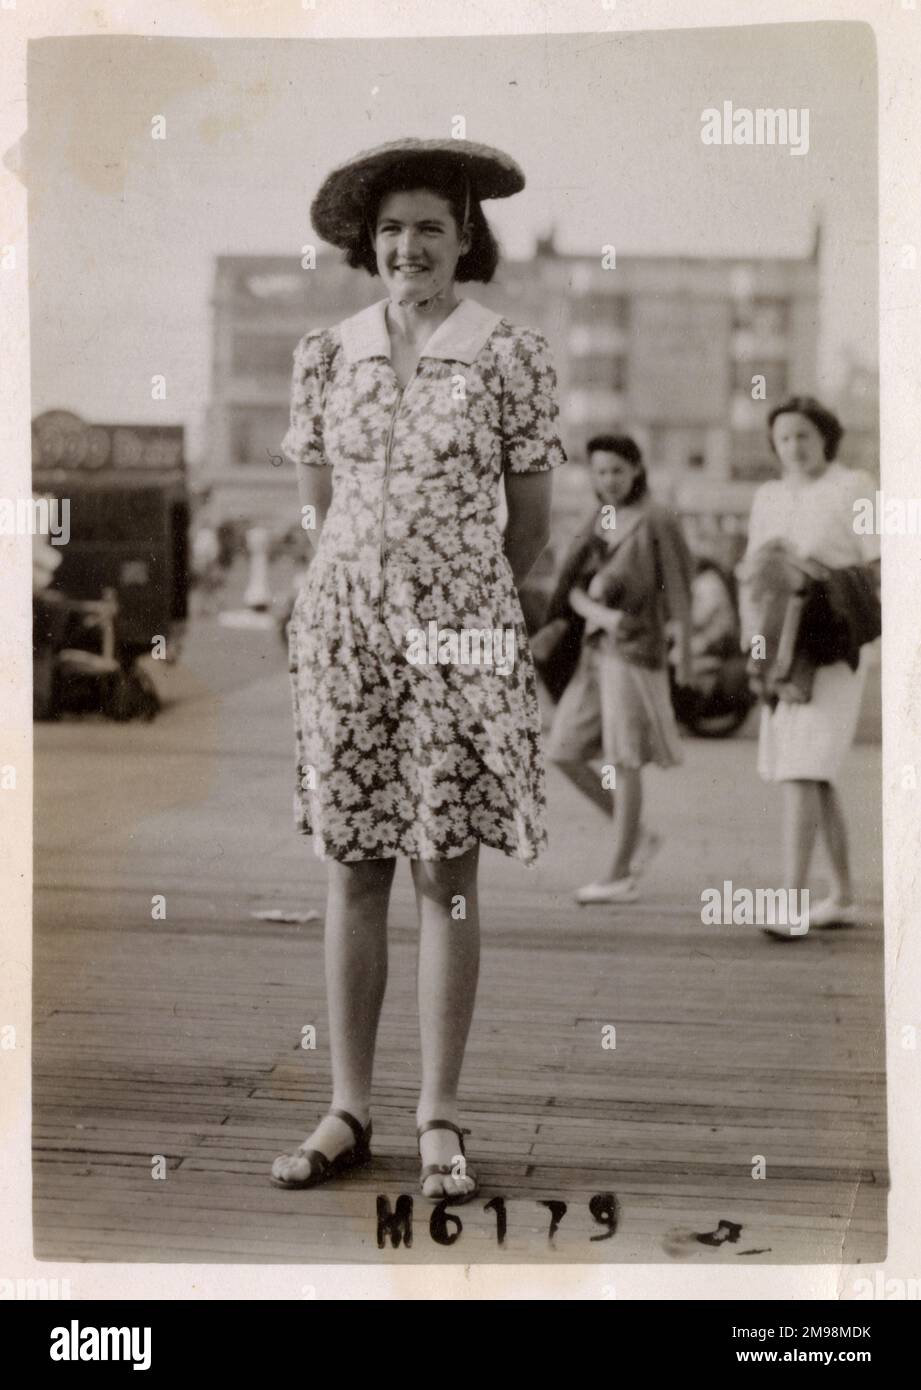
339,296,503,365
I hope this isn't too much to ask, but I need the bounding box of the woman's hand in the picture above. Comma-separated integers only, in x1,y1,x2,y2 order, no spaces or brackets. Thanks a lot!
567,585,592,618
666,618,694,688
793,554,832,584
569,585,622,635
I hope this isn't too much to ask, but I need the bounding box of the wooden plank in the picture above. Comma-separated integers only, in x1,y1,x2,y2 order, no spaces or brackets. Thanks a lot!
31,671,888,1267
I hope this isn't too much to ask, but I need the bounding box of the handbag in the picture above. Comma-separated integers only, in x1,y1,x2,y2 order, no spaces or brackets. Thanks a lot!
530,612,585,702
530,514,614,702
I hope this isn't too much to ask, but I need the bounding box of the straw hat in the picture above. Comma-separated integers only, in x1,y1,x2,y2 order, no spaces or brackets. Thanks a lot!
310,137,525,249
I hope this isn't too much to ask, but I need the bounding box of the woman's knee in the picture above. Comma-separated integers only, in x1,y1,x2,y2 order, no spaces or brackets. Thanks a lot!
411,845,479,908
328,857,396,907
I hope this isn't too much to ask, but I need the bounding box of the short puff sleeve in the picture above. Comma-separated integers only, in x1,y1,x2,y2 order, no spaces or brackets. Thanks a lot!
499,328,567,475
281,330,330,468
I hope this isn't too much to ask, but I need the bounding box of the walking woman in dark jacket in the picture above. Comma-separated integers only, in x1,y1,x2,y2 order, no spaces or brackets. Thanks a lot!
543,435,693,904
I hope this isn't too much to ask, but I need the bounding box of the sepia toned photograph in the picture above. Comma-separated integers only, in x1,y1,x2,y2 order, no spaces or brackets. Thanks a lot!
21,19,888,1274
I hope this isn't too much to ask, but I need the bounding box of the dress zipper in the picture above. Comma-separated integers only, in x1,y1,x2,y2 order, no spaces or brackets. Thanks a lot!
378,384,405,620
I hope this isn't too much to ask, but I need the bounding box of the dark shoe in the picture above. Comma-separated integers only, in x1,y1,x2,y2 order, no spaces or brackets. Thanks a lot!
417,1118,479,1204
270,1108,372,1190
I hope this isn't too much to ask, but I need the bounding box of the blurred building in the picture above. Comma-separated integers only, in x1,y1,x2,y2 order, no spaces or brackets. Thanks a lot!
205,233,874,557
479,232,821,563
831,355,880,476
206,257,369,528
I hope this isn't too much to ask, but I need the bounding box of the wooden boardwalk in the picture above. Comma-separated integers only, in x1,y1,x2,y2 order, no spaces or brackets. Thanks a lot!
32,630,887,1266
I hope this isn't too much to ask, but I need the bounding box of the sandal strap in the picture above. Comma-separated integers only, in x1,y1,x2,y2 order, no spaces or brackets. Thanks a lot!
416,1119,470,1153
328,1107,371,1146
420,1162,478,1180
294,1147,329,1177
419,1162,456,1182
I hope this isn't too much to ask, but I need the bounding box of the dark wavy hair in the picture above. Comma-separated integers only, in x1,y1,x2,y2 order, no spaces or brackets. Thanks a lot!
343,156,500,283
767,395,845,462
586,433,648,505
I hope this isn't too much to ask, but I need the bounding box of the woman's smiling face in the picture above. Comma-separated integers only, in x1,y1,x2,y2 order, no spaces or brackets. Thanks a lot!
590,449,641,506
373,188,470,304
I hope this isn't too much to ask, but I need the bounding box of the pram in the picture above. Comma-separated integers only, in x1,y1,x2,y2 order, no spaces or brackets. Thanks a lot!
33,585,160,722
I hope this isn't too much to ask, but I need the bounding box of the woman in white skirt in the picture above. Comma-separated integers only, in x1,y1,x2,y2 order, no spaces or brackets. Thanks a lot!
739,396,881,933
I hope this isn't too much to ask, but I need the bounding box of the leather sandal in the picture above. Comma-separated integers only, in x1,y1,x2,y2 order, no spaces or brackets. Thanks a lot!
417,1119,479,1204
270,1107,372,1190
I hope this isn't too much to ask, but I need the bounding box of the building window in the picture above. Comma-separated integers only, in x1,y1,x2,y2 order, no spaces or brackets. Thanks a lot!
242,272,305,300
565,388,626,426
230,407,288,465
569,323,629,355
231,334,299,379
568,354,628,391
730,429,776,482
731,296,790,336
570,263,626,298
569,292,630,327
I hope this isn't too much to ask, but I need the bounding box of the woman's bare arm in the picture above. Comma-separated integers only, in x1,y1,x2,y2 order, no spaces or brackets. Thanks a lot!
294,460,333,557
503,471,553,586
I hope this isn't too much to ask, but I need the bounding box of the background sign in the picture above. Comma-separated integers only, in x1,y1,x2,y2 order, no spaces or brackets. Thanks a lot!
32,411,184,471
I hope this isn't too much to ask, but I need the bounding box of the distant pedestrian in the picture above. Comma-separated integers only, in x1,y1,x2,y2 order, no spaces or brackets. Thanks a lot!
190,520,221,615
737,396,881,935
544,435,693,904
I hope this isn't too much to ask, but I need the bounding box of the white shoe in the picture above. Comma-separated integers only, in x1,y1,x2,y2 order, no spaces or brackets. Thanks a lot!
575,876,639,905
807,897,860,929
760,923,809,941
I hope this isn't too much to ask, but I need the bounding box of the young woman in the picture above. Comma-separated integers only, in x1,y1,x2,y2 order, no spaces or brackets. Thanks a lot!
545,435,693,904
739,396,881,936
271,139,566,1199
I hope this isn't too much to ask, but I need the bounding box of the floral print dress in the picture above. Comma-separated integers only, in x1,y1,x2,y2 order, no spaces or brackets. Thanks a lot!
281,294,567,863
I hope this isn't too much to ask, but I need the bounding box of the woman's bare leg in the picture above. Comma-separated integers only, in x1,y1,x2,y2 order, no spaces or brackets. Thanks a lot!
325,857,395,1114
817,781,854,905
604,766,642,881
782,779,821,891
412,843,481,1199
271,856,394,1183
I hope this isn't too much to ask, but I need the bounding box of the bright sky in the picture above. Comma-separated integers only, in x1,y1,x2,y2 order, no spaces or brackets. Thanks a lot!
25,23,877,464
